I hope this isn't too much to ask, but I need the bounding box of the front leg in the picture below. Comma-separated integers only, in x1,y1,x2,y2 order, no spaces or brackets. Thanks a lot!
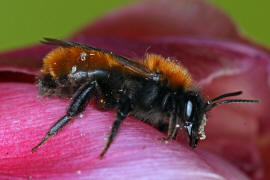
100,96,132,157
160,96,179,141
159,113,179,141
157,121,178,140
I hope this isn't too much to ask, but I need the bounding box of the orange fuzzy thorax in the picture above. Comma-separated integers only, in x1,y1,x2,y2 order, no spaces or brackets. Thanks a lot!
41,47,194,90
143,54,193,90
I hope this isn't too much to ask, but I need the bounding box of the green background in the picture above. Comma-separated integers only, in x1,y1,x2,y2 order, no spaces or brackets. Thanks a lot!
0,0,269,51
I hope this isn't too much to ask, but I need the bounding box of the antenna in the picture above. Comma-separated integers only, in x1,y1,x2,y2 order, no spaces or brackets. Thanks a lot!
205,91,259,111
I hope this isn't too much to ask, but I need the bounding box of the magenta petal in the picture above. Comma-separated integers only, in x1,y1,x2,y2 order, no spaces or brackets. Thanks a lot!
0,83,249,179
0,45,52,76
74,0,242,42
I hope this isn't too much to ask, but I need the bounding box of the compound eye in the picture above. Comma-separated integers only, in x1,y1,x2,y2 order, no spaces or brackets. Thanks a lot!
186,100,193,118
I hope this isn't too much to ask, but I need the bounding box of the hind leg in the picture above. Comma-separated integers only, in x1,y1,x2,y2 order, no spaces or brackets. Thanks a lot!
32,70,109,152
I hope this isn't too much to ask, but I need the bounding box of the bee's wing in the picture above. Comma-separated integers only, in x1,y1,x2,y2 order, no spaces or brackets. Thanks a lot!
42,38,157,79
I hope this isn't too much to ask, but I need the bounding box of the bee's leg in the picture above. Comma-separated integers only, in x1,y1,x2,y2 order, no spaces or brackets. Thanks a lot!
32,81,97,152
100,96,132,157
157,122,178,140
160,98,179,141
159,113,177,141
171,117,179,140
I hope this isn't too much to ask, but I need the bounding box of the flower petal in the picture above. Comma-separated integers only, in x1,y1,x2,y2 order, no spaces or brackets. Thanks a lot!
0,45,52,76
74,0,242,42
0,83,249,179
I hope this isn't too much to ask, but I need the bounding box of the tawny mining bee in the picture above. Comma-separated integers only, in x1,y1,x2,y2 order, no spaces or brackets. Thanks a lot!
32,38,259,157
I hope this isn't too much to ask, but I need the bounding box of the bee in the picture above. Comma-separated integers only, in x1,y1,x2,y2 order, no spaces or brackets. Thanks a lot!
32,38,259,157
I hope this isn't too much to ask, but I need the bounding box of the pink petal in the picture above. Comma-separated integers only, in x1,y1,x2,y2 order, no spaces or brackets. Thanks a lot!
74,0,242,42
0,83,249,179
74,0,270,55
0,45,52,76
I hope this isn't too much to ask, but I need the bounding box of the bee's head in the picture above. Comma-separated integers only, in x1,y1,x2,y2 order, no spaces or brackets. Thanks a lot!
182,91,259,148
181,92,205,148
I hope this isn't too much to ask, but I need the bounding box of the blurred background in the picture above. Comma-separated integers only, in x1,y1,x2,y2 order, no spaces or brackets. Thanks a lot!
0,0,269,51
